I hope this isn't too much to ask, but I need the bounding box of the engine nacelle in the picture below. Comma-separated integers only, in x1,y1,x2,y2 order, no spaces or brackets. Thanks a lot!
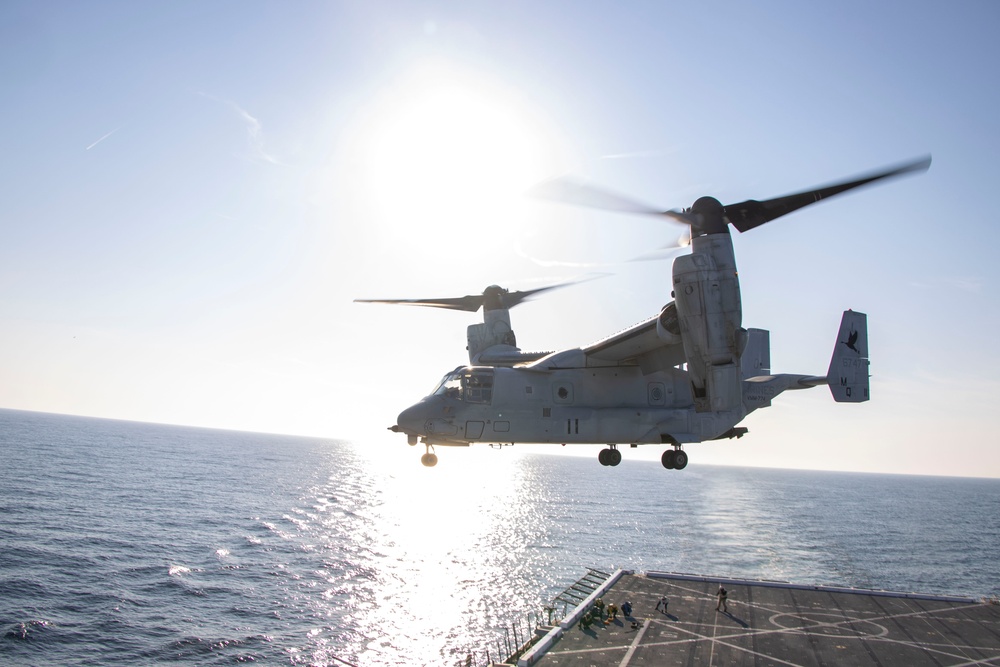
656,302,682,344
467,308,517,364
672,234,744,411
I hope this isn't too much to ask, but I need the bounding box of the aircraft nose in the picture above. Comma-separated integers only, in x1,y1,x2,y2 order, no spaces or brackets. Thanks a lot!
396,402,427,434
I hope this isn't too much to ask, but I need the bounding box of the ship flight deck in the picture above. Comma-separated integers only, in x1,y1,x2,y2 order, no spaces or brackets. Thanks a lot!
513,571,1000,666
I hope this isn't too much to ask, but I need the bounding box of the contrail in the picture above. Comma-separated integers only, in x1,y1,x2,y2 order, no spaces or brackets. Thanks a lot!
599,149,666,160
512,239,619,269
198,91,283,165
86,127,120,150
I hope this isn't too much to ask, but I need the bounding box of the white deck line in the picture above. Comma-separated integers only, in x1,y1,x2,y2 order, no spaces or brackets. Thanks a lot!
617,618,651,667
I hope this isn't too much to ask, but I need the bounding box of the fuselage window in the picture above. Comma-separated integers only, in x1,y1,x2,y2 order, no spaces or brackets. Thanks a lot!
462,370,494,404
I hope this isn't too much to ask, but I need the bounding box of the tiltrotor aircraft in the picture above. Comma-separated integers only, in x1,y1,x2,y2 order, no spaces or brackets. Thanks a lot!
361,157,930,468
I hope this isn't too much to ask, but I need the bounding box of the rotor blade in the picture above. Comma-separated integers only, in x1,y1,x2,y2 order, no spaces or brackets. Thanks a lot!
501,275,601,308
529,176,672,217
628,232,691,262
502,284,562,309
355,280,583,313
530,177,698,235
353,295,484,312
628,246,688,263
724,155,932,233
664,209,700,226
357,276,605,314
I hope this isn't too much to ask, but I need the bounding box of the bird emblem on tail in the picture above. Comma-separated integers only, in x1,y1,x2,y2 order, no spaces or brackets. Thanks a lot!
842,328,860,354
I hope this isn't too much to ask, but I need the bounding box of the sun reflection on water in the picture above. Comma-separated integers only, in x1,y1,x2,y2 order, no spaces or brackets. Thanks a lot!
296,444,543,665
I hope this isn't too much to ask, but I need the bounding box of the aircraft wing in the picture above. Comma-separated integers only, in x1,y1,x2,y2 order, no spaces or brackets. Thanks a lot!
584,316,659,362
582,315,682,365
528,315,685,371
474,349,553,366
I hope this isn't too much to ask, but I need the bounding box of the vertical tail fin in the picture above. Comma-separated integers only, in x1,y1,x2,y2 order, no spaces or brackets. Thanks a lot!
741,328,771,379
828,310,869,402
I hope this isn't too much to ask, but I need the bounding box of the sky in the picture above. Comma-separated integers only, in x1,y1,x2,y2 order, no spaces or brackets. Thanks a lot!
2,1,1000,477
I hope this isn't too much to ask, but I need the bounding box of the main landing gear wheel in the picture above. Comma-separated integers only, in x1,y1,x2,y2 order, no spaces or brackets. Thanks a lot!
661,449,688,470
598,447,622,467
420,445,438,467
673,450,688,469
661,450,675,469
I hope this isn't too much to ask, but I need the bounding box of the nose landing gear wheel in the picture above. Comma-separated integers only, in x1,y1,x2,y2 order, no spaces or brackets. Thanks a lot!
420,444,438,467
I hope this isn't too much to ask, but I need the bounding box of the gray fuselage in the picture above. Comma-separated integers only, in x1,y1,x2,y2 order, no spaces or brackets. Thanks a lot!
396,364,750,447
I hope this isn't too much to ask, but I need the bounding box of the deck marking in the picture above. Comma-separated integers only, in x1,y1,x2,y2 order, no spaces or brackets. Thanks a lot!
696,609,1000,666
769,611,889,637
617,618,650,667
546,623,1000,665
546,578,1000,666
548,647,627,656
658,609,1000,666
645,578,995,631
862,636,1000,666
665,623,807,667
939,656,1000,667
707,607,719,666
908,598,987,664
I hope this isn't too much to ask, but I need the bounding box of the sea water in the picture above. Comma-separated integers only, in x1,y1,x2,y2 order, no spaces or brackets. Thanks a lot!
2,408,998,665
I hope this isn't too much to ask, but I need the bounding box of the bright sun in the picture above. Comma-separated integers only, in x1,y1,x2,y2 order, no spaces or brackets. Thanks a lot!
352,61,564,267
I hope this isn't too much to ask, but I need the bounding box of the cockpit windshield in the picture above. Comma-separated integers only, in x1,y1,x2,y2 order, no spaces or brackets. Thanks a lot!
431,368,464,399
431,367,494,404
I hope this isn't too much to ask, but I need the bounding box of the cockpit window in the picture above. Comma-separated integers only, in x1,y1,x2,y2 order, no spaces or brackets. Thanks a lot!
431,367,494,404
432,368,463,399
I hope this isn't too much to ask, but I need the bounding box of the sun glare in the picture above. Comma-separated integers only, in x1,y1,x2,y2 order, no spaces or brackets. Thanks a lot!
352,62,563,266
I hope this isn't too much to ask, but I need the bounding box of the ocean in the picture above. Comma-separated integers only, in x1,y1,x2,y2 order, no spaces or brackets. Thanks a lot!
1,408,998,666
